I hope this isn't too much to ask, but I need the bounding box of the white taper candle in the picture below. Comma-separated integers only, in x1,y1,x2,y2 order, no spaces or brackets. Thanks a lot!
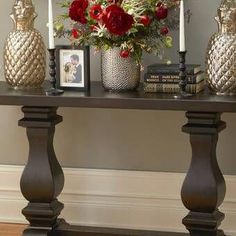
48,0,55,49
179,0,186,52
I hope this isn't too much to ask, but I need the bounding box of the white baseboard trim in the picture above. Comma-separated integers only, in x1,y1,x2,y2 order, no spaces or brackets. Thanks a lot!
0,165,236,235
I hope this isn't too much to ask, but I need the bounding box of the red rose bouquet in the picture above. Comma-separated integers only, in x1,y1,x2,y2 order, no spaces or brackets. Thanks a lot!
55,0,183,63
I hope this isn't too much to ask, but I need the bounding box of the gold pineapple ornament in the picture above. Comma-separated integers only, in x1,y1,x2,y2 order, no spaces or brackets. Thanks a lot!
206,0,236,95
4,0,46,89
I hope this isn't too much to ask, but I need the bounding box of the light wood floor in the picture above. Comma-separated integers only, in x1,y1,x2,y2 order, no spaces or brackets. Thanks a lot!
0,223,25,236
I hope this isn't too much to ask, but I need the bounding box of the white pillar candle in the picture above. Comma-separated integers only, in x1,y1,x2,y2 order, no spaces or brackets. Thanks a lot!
48,0,55,49
179,0,186,52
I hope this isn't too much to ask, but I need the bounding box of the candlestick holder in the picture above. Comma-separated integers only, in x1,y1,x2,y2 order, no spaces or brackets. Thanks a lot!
46,48,64,96
174,51,193,99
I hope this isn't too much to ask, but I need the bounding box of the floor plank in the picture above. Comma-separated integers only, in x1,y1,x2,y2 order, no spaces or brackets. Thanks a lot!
0,223,25,236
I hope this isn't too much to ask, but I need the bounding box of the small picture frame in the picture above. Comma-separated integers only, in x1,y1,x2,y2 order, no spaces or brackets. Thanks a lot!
56,45,90,91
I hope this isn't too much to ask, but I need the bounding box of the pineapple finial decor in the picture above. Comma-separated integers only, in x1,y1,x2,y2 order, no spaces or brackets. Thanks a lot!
206,0,236,95
4,0,46,89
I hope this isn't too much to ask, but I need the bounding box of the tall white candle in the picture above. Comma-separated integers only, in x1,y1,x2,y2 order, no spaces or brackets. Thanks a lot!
48,0,55,49
179,0,186,52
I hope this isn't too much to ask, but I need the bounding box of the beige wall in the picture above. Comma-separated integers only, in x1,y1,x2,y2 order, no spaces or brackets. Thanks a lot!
0,0,236,174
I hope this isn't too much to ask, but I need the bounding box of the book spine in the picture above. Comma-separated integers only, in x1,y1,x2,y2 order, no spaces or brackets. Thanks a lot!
147,66,201,75
143,82,205,94
148,68,196,75
144,74,200,84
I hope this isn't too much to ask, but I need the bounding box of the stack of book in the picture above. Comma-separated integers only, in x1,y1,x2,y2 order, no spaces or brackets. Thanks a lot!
143,64,205,94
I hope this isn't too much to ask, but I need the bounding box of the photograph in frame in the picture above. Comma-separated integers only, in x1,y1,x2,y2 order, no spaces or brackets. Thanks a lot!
56,46,90,91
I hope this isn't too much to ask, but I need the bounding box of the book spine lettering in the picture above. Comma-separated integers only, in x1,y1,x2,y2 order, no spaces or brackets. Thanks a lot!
144,73,204,84
143,82,205,94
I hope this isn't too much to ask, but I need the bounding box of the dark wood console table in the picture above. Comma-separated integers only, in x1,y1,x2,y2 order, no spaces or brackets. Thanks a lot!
0,81,234,236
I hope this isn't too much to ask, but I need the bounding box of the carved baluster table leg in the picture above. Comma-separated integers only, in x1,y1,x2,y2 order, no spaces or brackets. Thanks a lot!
181,112,226,236
19,107,64,236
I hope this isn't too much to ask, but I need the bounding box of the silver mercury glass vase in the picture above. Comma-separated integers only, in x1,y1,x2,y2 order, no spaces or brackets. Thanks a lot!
101,47,141,91
206,0,236,95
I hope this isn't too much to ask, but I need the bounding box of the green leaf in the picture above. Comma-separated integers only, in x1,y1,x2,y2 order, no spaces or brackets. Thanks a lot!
129,28,138,34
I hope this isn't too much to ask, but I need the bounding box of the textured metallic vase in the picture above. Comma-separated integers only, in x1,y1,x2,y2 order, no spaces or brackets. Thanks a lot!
206,0,236,95
101,47,140,91
4,0,46,89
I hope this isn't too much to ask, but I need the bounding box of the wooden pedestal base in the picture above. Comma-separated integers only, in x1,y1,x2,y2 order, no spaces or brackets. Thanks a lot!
47,220,189,236
19,107,64,236
18,108,227,236
181,112,226,236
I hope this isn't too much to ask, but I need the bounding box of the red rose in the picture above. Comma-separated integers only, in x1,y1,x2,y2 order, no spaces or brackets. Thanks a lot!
139,15,151,26
160,27,169,35
156,5,168,20
104,5,124,15
69,0,88,24
120,50,130,58
71,0,88,11
71,28,79,38
89,4,103,20
102,5,134,36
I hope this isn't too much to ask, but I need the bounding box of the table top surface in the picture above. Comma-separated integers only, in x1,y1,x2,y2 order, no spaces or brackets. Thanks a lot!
1,81,236,112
